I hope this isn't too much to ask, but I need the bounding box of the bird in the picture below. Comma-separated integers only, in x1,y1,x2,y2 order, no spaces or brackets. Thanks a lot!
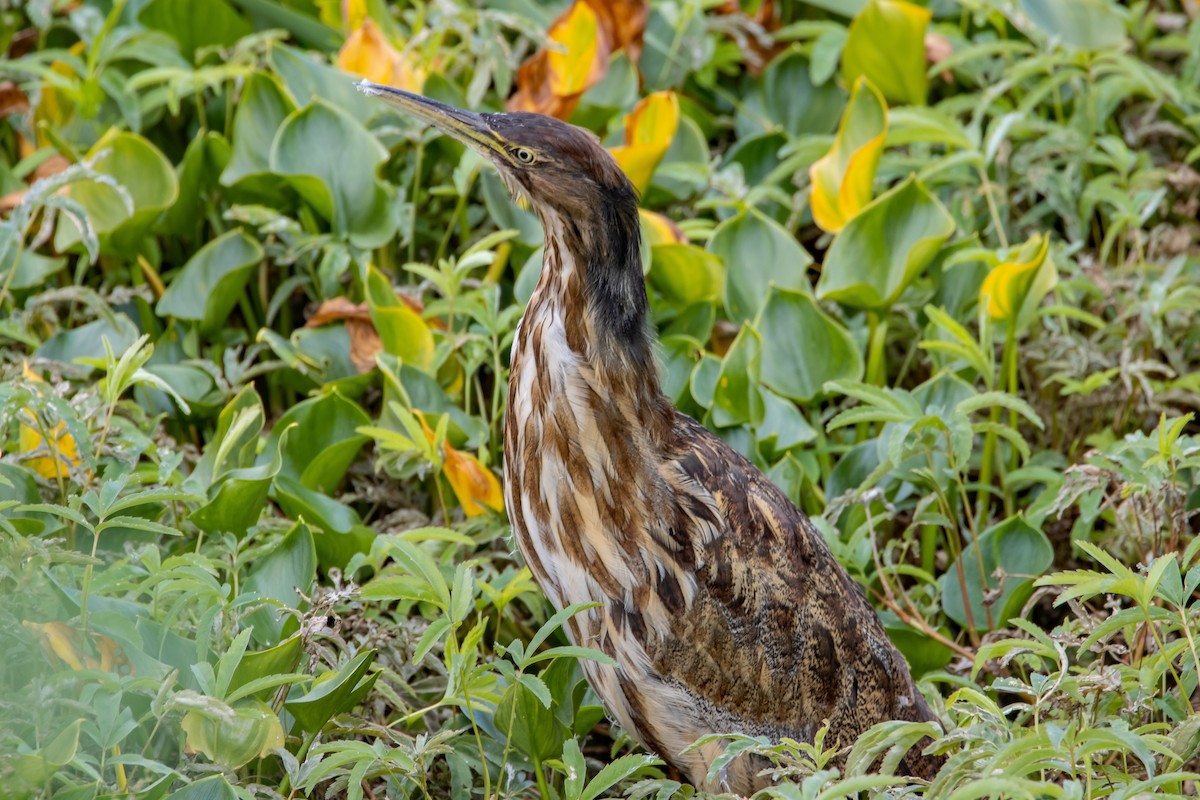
357,81,944,793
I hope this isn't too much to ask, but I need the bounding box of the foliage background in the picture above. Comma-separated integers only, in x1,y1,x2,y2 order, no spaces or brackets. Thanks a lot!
2,0,1200,798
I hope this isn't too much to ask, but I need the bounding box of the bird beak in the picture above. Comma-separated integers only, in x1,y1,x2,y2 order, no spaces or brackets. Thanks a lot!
355,81,506,161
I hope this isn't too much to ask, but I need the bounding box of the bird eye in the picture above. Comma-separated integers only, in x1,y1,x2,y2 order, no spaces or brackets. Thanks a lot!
514,147,536,164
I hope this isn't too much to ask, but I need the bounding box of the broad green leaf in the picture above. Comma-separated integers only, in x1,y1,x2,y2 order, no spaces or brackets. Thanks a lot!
162,131,232,235
165,775,240,800
365,266,435,373
244,520,317,645
228,634,304,701
179,698,283,769
7,250,66,290
270,100,398,248
842,0,930,106
817,176,955,310
809,76,887,233
886,107,974,150
157,230,263,332
139,0,251,61
270,43,375,119
495,680,568,762
263,391,370,492
1016,0,1126,51
10,719,83,788
710,209,813,323
54,131,179,254
221,72,296,188
757,388,817,456
285,650,378,734
736,48,846,139
940,516,1054,631
35,314,139,364
272,475,374,570
648,243,724,307
189,424,289,537
756,287,863,401
712,325,764,428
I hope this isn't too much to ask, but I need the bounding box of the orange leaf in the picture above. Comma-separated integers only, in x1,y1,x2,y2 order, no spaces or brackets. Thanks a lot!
639,209,685,246
415,411,504,517
307,293,439,374
337,18,424,93
508,0,648,119
609,91,679,193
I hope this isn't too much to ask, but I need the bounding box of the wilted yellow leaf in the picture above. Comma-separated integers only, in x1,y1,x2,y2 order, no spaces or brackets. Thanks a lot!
337,18,424,93
24,621,85,670
548,1,600,97
508,0,648,119
19,362,82,480
416,411,504,517
809,77,887,233
980,233,1054,323
609,91,680,194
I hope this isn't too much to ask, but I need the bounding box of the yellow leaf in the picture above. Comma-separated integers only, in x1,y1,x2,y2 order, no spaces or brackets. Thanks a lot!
548,1,600,98
337,18,424,93
25,621,85,670
19,362,82,480
609,91,680,194
415,411,504,517
639,209,685,246
809,77,888,233
979,233,1054,323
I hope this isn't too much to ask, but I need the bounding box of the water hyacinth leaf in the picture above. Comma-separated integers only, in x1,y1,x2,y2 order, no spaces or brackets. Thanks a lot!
648,243,724,307
495,679,568,762
179,698,284,769
244,520,317,645
270,100,398,248
228,634,305,701
221,72,297,188
549,1,600,97
157,230,263,332
809,76,887,234
165,775,240,800
711,208,813,323
336,18,424,92
162,131,232,236
8,250,66,290
1016,0,1126,51
271,475,375,569
756,287,863,401
189,423,290,537
263,391,370,492
979,233,1056,334
609,91,680,194
138,0,252,61
842,0,930,106
712,325,764,429
54,131,178,254
366,266,435,372
270,43,375,118
736,48,846,140
817,176,955,310
285,649,378,734
940,516,1054,631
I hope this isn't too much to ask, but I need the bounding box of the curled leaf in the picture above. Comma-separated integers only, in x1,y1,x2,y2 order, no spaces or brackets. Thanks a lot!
979,233,1055,329
18,362,82,480
809,77,887,233
609,91,680,194
416,412,504,516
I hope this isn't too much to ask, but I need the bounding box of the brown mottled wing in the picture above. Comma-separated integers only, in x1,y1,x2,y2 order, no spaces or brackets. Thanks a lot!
650,412,940,779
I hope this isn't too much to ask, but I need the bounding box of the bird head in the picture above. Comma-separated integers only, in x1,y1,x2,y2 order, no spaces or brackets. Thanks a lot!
356,81,637,223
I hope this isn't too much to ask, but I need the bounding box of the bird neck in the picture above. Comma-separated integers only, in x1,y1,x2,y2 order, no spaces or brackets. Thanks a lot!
525,203,669,429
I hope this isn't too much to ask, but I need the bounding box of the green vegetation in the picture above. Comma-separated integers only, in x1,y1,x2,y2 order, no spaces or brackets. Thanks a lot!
2,0,1199,798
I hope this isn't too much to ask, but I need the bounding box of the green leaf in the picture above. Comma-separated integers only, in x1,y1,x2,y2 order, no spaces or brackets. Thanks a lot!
271,476,374,570
817,176,955,310
842,0,931,106
221,72,297,189
755,287,863,401
1016,0,1126,51
165,775,240,800
495,680,568,762
54,132,179,255
285,650,378,734
736,48,846,139
162,131,232,235
244,520,317,645
228,634,304,702
940,516,1054,631
264,391,370,493
179,697,284,769
189,423,290,537
647,243,724,307
10,719,83,788
711,209,812,323
712,325,764,428
138,0,251,61
157,230,263,332
270,100,398,248
365,266,435,372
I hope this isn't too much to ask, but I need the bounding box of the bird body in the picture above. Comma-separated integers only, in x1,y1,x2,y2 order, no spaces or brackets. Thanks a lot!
357,82,942,793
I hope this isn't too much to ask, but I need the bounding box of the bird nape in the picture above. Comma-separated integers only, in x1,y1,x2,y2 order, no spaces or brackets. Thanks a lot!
357,81,944,793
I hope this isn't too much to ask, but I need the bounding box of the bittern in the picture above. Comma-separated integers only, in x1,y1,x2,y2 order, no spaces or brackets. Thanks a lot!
358,82,943,792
